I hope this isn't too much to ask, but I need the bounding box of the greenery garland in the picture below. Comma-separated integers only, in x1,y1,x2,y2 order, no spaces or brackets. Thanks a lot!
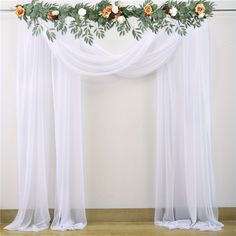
15,0,215,45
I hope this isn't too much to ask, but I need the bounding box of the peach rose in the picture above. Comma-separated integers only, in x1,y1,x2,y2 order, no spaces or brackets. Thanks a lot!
144,4,152,16
100,5,113,18
195,3,205,14
16,5,25,17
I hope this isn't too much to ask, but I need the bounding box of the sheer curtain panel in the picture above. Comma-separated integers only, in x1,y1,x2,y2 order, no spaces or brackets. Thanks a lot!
4,19,223,232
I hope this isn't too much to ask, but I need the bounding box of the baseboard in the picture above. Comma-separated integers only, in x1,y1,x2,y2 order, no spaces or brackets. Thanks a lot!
0,208,235,224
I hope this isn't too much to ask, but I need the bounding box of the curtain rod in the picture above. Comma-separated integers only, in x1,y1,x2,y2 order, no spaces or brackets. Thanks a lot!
0,8,236,12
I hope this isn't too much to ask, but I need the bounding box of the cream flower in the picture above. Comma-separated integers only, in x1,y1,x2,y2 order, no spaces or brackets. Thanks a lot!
51,10,59,16
112,5,119,14
78,8,87,17
169,7,177,17
117,15,125,23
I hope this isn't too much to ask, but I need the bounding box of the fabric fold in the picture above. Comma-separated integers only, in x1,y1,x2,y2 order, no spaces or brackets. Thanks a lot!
155,220,224,231
5,18,223,232
154,22,223,231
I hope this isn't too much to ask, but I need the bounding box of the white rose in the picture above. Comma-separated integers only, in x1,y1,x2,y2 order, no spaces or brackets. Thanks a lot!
117,15,125,24
52,10,59,16
112,5,119,14
198,12,205,18
169,7,177,17
78,8,86,17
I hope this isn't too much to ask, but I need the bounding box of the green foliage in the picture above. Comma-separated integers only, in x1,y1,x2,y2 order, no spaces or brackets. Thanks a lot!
32,21,43,36
132,29,143,41
116,21,131,36
94,27,105,39
19,0,215,45
46,29,56,41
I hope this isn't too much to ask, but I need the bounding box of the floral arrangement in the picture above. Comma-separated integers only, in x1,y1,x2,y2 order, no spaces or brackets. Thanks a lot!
16,0,215,45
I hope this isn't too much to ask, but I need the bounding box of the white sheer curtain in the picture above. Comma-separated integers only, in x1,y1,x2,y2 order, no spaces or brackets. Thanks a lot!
4,19,223,231
154,28,223,231
4,26,87,232
4,35,54,231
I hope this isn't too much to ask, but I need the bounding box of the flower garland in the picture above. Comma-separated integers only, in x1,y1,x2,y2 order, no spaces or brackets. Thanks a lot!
16,0,215,45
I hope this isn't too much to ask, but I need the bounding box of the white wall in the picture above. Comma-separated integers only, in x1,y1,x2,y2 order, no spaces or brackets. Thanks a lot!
0,0,235,209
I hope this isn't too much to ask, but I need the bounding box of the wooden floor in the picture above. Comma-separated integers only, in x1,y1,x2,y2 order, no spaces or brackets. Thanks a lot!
1,221,236,236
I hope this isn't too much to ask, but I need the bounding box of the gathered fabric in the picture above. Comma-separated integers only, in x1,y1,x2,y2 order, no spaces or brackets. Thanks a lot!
4,19,223,232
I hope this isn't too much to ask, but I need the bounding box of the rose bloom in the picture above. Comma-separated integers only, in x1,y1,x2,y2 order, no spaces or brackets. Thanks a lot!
78,8,87,17
144,4,152,16
16,5,25,17
112,5,119,14
47,12,58,20
117,15,125,24
162,4,170,14
195,3,205,14
169,7,178,17
51,10,59,16
100,5,113,18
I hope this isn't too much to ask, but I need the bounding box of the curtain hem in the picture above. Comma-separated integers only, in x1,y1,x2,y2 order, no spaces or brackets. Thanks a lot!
4,224,50,232
155,220,224,231
50,222,87,231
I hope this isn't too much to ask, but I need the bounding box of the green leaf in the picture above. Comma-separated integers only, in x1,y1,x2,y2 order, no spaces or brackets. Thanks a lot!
32,23,43,36
132,29,142,41
46,30,56,42
94,27,105,38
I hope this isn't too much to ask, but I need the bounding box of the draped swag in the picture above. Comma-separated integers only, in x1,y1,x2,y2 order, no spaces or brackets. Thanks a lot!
4,19,223,232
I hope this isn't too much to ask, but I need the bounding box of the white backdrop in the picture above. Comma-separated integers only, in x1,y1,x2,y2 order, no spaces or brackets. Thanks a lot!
0,0,236,211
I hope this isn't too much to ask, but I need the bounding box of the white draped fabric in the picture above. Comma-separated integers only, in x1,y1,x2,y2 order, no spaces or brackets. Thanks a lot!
154,27,223,231
4,19,223,232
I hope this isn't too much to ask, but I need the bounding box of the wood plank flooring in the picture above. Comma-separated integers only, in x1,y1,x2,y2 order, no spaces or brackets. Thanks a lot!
1,221,236,236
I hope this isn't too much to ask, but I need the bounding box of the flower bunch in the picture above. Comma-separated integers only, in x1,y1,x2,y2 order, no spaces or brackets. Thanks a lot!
99,3,125,23
15,0,215,45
